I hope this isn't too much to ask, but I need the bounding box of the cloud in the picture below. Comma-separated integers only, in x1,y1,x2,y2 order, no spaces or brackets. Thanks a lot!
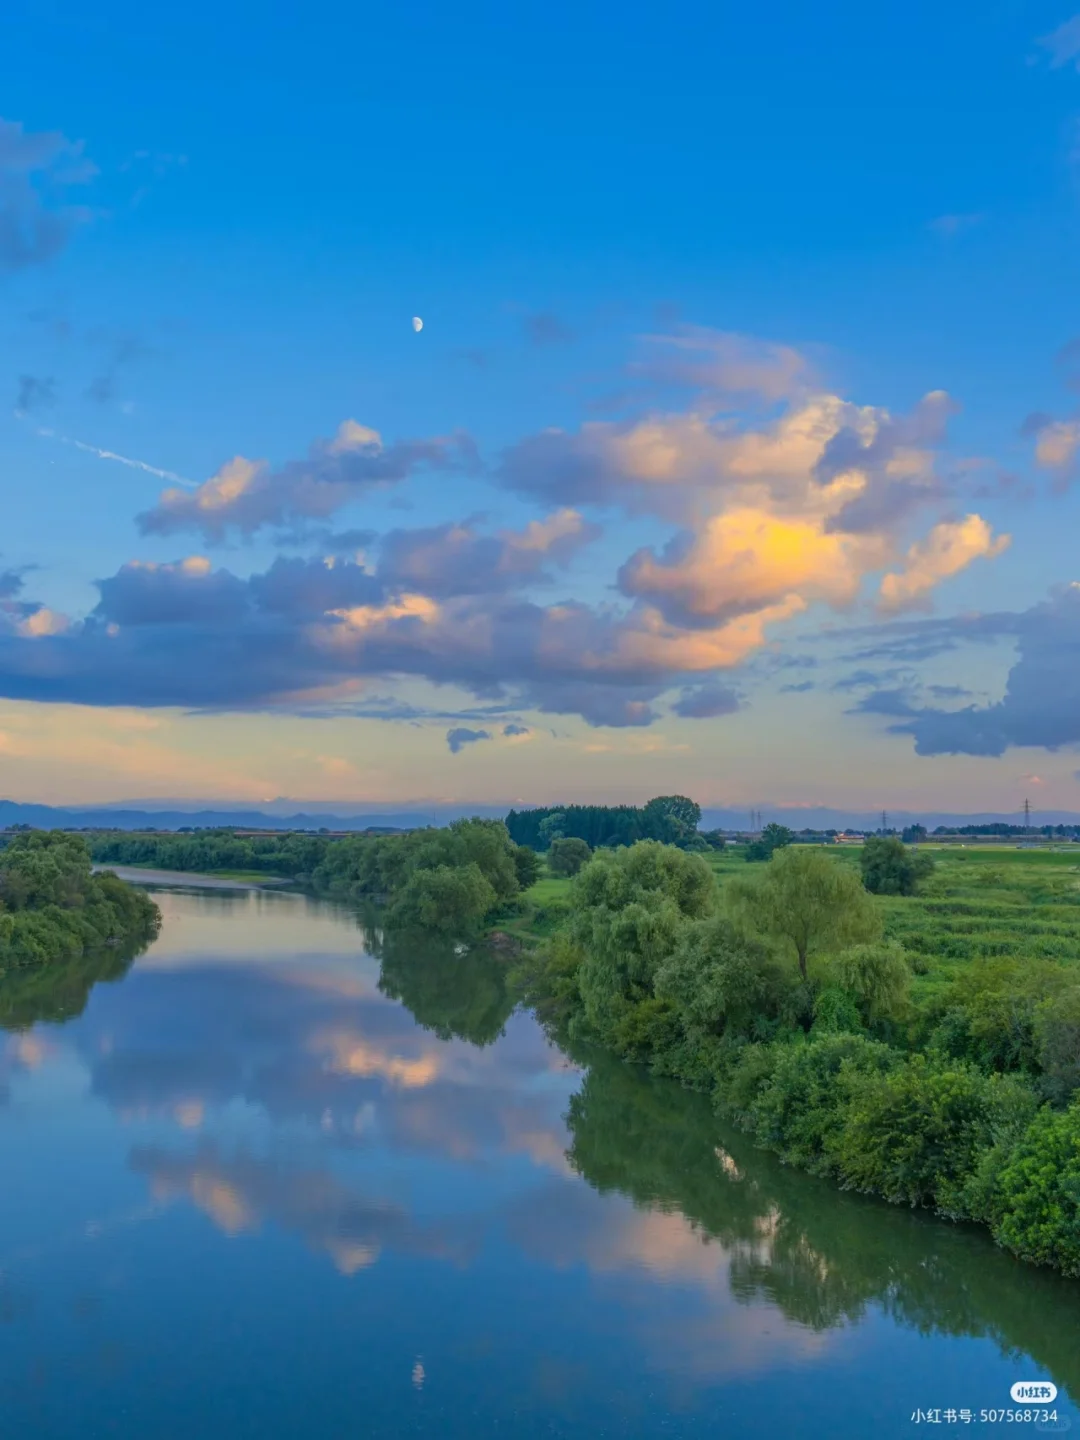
446,727,492,753
139,420,478,541
1037,14,1080,68
861,585,1080,756
499,387,958,539
0,116,95,270
0,554,725,722
377,509,600,597
0,330,1015,729
502,723,529,736
131,1142,468,1272
619,508,888,629
1028,416,1080,484
876,515,1009,614
671,682,741,718
522,312,576,346
14,374,55,414
631,327,814,402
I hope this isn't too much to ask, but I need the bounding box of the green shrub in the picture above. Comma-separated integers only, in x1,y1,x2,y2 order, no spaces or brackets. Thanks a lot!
548,837,592,878
830,941,912,1025
731,1033,898,1174
988,1104,1080,1276
512,844,541,890
833,1057,1036,1213
1034,986,1080,1105
385,862,497,935
860,837,934,896
654,915,788,1038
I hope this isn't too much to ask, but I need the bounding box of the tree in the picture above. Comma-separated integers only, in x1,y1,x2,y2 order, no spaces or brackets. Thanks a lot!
1034,986,1080,1105
512,844,541,890
990,1104,1080,1275
385,862,496,935
744,823,794,863
726,845,882,984
831,942,911,1025
654,915,788,1037
548,836,592,878
860,836,934,896
0,832,159,967
537,812,567,848
567,841,717,1036
642,795,702,847
901,824,927,844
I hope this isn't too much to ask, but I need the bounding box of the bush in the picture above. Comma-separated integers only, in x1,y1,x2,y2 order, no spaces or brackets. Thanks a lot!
833,1057,1036,1213
926,958,1067,1075
385,863,497,935
830,942,911,1026
548,837,592,878
0,833,160,967
860,836,934,896
729,1032,898,1174
744,823,794,863
988,1103,1080,1276
568,842,716,1038
1034,986,1080,1105
512,844,541,890
654,915,789,1038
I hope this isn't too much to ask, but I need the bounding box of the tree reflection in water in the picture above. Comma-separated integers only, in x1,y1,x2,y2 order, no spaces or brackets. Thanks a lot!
0,946,137,1031
564,1045,1080,1397
363,919,516,1048
5,905,1080,1406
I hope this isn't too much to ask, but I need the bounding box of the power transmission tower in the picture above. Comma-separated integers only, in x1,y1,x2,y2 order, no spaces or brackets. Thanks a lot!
1024,797,1031,833
881,809,888,835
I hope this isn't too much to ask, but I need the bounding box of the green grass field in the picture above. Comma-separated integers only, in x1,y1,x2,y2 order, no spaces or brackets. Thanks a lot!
513,844,1080,984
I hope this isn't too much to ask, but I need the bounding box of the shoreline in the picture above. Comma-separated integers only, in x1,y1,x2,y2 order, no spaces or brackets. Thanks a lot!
93,864,291,891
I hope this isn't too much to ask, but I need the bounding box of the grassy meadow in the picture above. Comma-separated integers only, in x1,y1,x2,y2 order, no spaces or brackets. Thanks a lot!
517,842,1080,994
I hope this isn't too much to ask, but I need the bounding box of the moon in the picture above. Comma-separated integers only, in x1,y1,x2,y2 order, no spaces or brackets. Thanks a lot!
412,316,423,332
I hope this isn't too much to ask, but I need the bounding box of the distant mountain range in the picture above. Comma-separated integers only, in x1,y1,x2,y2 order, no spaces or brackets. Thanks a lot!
0,798,1072,833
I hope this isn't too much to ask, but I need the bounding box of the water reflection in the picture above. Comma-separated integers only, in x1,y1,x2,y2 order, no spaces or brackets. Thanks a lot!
563,1048,1080,1394
368,923,516,1047
0,947,134,1032
1,889,1078,1438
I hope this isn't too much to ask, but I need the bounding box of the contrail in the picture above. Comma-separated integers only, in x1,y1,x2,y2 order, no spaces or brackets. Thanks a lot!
28,422,198,489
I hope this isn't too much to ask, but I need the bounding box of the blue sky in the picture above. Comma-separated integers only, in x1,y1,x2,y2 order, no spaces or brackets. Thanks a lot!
2,0,1080,812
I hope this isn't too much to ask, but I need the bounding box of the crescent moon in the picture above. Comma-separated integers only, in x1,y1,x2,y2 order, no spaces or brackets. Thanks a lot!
412,316,423,332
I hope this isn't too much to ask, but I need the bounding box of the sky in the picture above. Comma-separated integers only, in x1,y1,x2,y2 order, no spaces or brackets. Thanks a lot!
3,0,1080,814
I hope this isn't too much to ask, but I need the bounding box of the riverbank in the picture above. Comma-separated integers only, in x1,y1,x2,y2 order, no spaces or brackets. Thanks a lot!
3,882,1077,1434
516,841,1080,1279
93,863,291,890
1,833,160,967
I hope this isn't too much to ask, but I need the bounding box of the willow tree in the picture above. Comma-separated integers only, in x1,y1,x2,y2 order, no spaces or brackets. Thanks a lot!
726,846,881,984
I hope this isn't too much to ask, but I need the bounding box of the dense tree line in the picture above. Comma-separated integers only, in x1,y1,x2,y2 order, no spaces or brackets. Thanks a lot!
932,823,1080,838
514,838,1080,1277
0,832,160,968
506,795,724,851
90,829,332,879
311,818,534,934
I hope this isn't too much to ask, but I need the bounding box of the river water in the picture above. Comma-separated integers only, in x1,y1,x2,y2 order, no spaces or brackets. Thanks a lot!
2,886,1078,1439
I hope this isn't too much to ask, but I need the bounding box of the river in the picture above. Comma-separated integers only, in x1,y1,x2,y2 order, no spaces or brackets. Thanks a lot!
2,885,1078,1438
